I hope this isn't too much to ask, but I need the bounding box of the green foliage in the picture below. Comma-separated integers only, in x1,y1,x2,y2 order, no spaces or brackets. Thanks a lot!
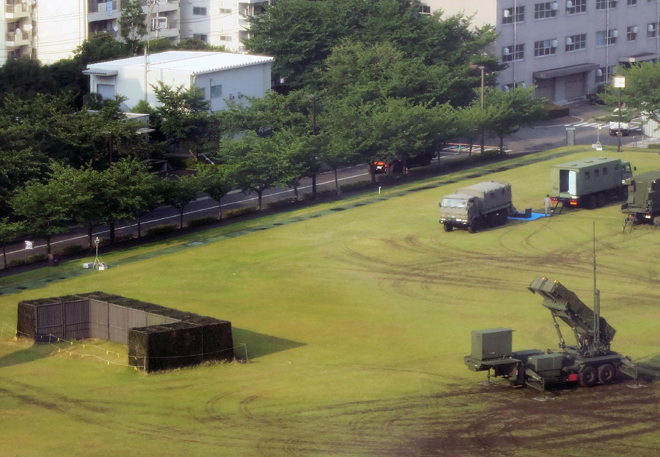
196,163,234,218
9,254,48,267
114,234,135,243
73,33,131,66
545,104,570,119
161,174,202,227
647,143,660,150
186,216,218,228
600,63,660,124
176,38,227,52
339,180,372,192
223,206,258,219
58,244,84,256
119,0,147,55
144,224,178,237
266,197,299,209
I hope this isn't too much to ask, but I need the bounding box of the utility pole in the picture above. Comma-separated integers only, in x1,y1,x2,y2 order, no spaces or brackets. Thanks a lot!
612,75,626,152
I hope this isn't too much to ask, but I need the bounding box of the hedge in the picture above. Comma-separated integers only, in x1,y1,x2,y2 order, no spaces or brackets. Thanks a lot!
224,207,258,219
145,224,178,237
187,216,218,228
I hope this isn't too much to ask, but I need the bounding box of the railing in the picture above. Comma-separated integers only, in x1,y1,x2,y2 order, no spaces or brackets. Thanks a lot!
89,0,118,13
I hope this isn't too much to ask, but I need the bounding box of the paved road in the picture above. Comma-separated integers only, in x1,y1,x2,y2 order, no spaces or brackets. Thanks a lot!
2,100,651,268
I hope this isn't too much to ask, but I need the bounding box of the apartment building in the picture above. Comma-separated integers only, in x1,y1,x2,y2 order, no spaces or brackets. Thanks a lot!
1,0,35,62
424,0,660,104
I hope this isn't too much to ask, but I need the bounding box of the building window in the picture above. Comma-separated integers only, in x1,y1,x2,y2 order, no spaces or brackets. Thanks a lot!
219,35,232,42
596,65,615,84
419,5,431,14
648,22,658,38
627,25,638,41
535,2,558,19
628,0,637,4
502,44,524,61
567,0,587,14
596,0,617,9
503,6,525,23
565,33,586,51
210,85,222,99
193,33,208,42
603,167,608,175
534,39,557,56
219,8,232,14
596,30,617,46
193,6,207,15
503,82,526,92
585,172,591,179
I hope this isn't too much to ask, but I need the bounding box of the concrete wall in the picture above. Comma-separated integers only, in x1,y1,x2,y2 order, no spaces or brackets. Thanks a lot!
36,0,87,64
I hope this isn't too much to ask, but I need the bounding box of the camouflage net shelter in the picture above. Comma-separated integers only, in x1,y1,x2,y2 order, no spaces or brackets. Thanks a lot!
17,292,233,372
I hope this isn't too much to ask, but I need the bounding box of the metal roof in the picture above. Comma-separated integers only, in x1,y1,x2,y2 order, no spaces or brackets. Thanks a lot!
85,51,273,76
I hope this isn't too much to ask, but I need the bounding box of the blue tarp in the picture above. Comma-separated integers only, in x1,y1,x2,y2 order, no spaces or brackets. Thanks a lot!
509,212,550,221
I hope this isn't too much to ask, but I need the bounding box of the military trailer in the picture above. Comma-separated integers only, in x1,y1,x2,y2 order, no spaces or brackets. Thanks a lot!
621,171,660,227
464,277,637,391
550,157,633,210
439,181,513,233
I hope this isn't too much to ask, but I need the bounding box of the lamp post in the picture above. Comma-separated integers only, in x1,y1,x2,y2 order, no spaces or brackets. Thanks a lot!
470,65,487,154
612,75,626,152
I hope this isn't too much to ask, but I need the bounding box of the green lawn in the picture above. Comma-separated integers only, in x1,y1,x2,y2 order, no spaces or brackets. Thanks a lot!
1,146,659,456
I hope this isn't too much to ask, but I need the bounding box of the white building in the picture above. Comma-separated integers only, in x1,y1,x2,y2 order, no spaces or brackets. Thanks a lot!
1,0,35,62
424,0,660,104
83,50,272,111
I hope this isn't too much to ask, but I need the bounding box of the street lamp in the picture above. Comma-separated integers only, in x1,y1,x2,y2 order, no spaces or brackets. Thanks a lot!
612,75,626,152
470,65,486,153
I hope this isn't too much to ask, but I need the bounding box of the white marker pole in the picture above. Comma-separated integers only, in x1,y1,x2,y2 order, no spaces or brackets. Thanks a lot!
379,186,381,194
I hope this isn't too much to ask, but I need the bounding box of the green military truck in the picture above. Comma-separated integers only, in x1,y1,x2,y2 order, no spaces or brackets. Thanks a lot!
464,277,637,391
621,171,660,227
550,157,633,210
439,181,513,233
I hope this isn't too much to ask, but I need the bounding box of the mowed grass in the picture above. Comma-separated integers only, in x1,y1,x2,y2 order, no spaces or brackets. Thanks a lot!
1,146,660,456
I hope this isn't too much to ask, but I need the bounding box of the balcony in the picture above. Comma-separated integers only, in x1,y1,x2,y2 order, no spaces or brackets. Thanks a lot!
88,1,119,22
5,2,32,20
6,30,32,47
149,19,179,38
140,0,180,13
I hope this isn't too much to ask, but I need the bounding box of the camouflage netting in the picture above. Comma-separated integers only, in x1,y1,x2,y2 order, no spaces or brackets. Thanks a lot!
16,292,233,372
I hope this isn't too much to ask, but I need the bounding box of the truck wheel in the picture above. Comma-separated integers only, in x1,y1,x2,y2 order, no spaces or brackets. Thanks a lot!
654,217,660,227
579,366,597,387
468,219,479,234
597,194,606,208
598,364,616,385
588,196,597,210
443,223,453,232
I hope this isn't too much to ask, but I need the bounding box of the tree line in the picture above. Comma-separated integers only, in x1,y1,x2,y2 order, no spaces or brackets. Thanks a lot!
0,0,553,266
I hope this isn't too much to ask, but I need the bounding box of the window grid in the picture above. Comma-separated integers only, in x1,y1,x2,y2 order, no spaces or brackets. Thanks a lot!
567,0,587,14
503,6,525,24
565,33,587,51
534,39,557,56
193,6,207,15
595,65,615,84
628,25,638,41
596,30,617,46
628,0,637,5
502,43,525,62
648,22,658,38
535,2,557,19
596,0,617,9
210,85,222,99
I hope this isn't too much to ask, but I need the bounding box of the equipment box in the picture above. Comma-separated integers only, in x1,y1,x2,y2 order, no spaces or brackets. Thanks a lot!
471,328,513,361
528,353,564,372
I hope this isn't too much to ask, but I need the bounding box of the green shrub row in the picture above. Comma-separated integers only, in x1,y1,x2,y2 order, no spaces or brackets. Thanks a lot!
145,224,178,237
59,244,84,256
187,216,218,228
647,143,660,150
9,254,48,267
545,104,570,119
224,207,258,219
266,197,299,209
340,181,372,192
302,189,336,200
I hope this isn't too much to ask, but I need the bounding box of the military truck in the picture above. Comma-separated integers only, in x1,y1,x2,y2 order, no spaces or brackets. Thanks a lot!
550,157,633,210
464,277,637,391
439,181,513,233
621,171,660,226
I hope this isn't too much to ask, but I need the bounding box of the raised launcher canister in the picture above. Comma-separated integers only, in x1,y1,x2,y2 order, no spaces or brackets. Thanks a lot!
464,277,637,391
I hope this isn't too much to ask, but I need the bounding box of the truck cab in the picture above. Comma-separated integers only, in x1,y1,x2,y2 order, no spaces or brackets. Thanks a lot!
439,195,479,229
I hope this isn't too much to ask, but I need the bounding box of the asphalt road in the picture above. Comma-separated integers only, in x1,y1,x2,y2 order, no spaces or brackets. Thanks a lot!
2,100,650,268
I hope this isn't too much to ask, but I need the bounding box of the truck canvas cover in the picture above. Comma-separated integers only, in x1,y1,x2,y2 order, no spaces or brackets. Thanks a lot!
453,181,512,211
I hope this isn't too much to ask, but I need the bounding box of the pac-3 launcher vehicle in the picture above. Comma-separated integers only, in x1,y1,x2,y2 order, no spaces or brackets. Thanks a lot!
621,171,660,228
464,277,637,391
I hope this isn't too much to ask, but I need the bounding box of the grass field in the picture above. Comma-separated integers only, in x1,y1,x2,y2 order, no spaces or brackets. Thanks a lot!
1,146,660,456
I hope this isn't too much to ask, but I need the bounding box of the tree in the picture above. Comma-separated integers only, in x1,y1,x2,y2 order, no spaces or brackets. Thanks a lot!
162,174,201,228
0,218,25,269
196,163,234,219
599,63,659,125
107,159,163,238
483,86,548,153
223,132,287,210
152,82,221,157
119,0,147,55
73,32,130,66
455,106,491,156
12,179,73,254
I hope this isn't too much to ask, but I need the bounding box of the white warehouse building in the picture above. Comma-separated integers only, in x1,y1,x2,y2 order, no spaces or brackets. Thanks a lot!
83,50,273,111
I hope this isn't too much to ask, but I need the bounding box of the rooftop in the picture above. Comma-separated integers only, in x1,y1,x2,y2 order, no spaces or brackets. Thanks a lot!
84,51,274,76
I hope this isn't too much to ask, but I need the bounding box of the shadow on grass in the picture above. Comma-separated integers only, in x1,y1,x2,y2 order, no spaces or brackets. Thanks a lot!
232,328,305,359
636,354,660,383
0,343,51,369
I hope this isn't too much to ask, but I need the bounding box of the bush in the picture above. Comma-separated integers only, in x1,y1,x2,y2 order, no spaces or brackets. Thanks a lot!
187,216,218,228
376,174,402,184
223,207,258,220
114,234,135,243
167,156,198,170
340,181,372,192
266,197,298,209
145,224,178,237
9,254,48,267
59,244,83,256
647,143,660,150
98,238,111,246
545,104,570,119
302,189,337,200
473,150,501,162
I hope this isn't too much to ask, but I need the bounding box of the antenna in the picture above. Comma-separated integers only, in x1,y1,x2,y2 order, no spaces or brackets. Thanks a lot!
593,221,600,349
